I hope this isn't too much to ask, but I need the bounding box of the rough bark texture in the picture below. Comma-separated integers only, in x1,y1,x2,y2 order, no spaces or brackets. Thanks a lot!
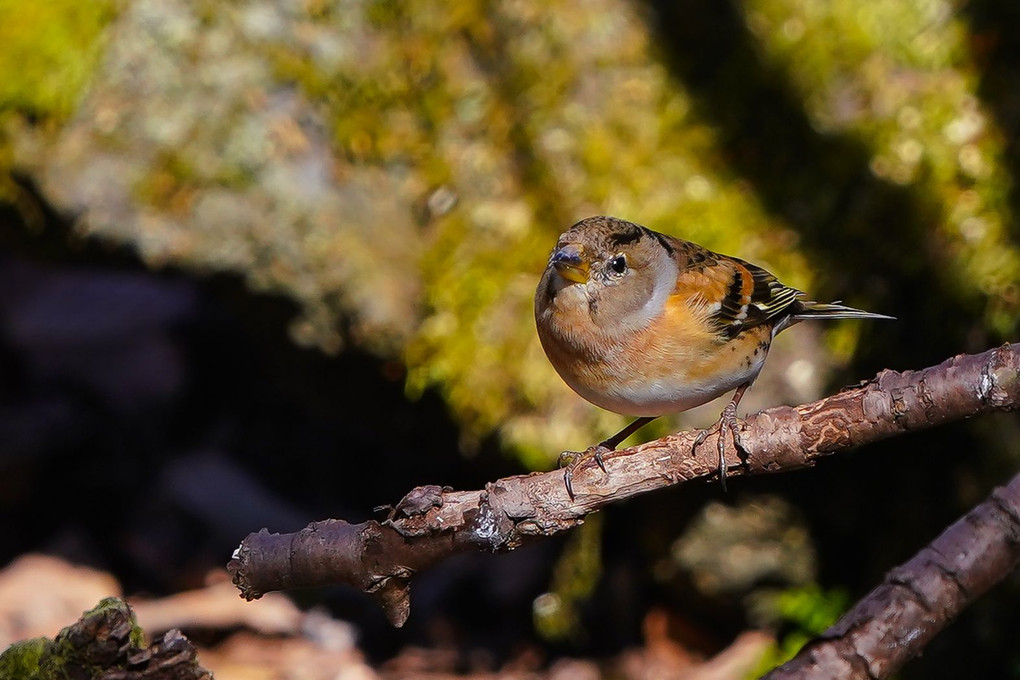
228,344,1020,628
0,597,211,680
763,471,1020,679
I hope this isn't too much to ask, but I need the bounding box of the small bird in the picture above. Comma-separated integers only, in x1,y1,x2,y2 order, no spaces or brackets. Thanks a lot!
535,215,892,496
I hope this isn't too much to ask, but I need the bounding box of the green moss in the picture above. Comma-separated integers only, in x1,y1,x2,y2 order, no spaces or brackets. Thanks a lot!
0,638,49,680
748,585,850,677
397,0,822,459
0,1,117,117
534,514,604,642
0,598,147,680
12,0,1013,468
88,596,146,648
745,0,1019,337
0,1,118,204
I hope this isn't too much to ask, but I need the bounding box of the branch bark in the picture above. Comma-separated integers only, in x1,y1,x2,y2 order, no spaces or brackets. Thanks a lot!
228,344,1019,628
763,470,1020,679
0,597,212,680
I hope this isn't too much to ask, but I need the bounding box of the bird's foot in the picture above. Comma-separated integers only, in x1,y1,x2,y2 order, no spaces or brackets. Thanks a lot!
558,444,611,499
692,401,745,492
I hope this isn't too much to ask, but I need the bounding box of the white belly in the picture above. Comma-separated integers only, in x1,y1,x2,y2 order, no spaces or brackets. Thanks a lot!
565,355,766,417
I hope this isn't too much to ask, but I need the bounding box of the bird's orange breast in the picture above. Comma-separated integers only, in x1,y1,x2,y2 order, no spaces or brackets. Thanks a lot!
538,289,772,416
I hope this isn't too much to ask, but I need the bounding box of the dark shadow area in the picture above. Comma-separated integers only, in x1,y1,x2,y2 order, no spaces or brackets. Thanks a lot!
642,3,1020,677
644,0,995,367
963,0,1020,238
0,176,561,661
0,175,760,668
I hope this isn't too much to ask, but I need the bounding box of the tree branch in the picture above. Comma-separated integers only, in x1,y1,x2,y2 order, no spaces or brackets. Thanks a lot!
228,344,1019,627
763,469,1020,679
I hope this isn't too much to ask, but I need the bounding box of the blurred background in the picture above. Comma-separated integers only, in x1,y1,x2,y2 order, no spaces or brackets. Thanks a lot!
1,0,1019,678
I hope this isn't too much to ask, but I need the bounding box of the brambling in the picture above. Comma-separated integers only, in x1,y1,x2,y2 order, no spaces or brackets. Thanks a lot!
535,215,892,496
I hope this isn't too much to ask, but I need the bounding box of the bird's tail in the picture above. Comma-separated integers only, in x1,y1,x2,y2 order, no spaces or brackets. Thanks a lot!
790,300,895,322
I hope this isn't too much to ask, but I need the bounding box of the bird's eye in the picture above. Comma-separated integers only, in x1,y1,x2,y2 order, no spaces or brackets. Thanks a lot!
609,254,627,275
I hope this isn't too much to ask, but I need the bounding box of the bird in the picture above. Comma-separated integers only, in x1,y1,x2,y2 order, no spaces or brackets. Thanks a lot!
534,215,892,497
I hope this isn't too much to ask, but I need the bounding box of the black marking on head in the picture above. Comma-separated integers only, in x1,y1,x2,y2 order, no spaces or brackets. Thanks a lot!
609,225,644,247
648,229,675,256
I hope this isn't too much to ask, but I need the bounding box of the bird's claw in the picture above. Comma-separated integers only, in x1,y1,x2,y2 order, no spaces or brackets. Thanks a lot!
692,408,744,492
558,444,611,499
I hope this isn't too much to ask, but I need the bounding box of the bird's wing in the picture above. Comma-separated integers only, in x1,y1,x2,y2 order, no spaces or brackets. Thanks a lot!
668,238,803,339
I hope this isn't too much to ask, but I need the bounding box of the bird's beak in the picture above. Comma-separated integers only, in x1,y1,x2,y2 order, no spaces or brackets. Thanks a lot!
551,244,589,284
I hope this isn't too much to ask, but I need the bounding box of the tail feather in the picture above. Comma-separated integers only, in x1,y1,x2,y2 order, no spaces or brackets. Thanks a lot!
791,300,895,321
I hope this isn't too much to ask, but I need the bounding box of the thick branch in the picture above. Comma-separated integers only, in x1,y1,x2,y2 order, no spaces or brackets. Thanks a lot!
763,470,1020,679
228,344,1019,626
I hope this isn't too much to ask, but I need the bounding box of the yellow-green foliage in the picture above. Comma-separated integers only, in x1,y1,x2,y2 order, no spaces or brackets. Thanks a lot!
0,1,116,116
0,1,117,199
270,0,764,457
342,0,817,463
749,585,850,677
746,0,1019,334
533,514,604,642
7,0,1015,467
